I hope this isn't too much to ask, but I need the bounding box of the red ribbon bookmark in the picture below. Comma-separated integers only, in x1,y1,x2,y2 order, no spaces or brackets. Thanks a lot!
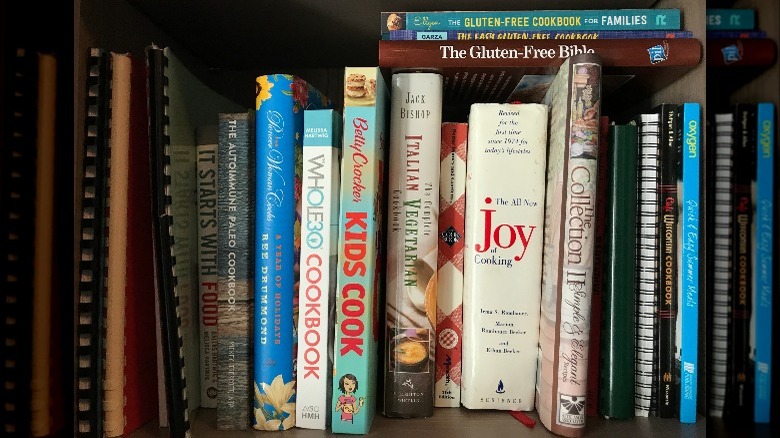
509,411,536,429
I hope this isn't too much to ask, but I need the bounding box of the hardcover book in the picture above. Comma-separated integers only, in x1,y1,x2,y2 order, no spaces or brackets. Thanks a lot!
380,10,682,34
254,74,331,431
387,30,694,41
384,72,443,419
331,67,388,435
295,109,342,430
434,122,467,408
706,9,756,31
217,112,255,430
461,102,548,411
535,53,603,437
706,39,778,67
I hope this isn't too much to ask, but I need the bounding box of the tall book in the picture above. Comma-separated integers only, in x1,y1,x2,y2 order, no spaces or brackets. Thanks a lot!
253,74,331,431
634,112,661,417
295,109,342,430
196,126,219,408
753,103,774,423
654,103,680,419
331,67,388,435
216,112,255,430
708,112,734,417
535,53,603,437
598,123,638,420
434,122,467,408
724,104,756,421
678,102,701,423
461,103,548,411
384,72,443,419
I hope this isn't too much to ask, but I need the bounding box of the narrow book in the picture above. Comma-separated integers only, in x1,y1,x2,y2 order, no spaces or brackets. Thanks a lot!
387,30,694,41
753,103,774,423
434,122,467,408
384,72,443,419
461,102,548,411
217,111,255,430
331,67,388,435
295,109,342,430
678,102,701,423
254,74,331,431
706,9,756,31
536,53,603,437
598,123,638,420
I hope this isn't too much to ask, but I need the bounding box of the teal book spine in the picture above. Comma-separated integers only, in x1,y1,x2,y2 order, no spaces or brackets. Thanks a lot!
753,103,774,423
331,67,389,435
706,9,755,31
679,102,700,423
254,75,331,431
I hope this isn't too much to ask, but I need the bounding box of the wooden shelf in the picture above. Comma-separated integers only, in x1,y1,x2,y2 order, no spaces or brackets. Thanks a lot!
128,408,706,437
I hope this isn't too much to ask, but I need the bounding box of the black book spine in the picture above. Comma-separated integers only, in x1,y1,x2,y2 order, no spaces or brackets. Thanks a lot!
724,104,756,421
656,104,680,418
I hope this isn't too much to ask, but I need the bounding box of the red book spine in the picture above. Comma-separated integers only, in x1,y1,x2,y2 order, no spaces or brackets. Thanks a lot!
706,38,778,67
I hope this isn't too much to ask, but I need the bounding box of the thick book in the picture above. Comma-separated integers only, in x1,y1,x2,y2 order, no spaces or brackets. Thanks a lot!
74,48,110,438
434,122,467,408
598,123,638,420
724,104,756,422
384,72,443,419
461,103,548,411
654,103,680,419
387,30,694,41
330,67,388,435
216,111,255,430
253,74,331,431
708,112,734,417
295,109,342,430
753,103,774,423
196,127,219,408
379,38,701,105
535,54,603,437
707,38,778,67
678,102,701,424
706,9,755,31
634,112,661,418
380,10,682,34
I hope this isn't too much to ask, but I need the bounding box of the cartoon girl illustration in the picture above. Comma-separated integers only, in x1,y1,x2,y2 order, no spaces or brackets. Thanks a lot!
335,373,365,423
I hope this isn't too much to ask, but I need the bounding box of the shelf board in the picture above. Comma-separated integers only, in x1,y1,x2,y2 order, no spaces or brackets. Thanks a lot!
128,407,706,437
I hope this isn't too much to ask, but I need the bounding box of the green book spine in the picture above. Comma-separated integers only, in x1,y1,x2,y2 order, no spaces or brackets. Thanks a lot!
598,123,638,419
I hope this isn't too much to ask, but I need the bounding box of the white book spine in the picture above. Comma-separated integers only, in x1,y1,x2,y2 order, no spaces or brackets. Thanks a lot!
296,111,341,429
461,103,548,411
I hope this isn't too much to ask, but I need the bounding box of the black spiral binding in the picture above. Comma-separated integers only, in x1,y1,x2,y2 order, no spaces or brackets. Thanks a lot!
74,48,111,437
0,48,38,438
146,45,191,438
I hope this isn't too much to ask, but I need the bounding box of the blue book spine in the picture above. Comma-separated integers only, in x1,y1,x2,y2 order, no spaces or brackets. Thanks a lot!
381,10,681,32
754,103,774,423
706,9,756,31
707,30,767,39
679,103,700,424
254,74,331,431
386,29,693,40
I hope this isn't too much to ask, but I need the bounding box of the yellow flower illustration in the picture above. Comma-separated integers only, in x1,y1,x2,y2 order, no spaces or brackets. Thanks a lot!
256,76,274,108
261,374,296,416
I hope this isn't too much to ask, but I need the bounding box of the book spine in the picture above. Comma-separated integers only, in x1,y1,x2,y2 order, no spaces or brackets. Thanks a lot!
709,113,734,417
461,103,547,411
753,103,774,423
536,55,602,437
679,103,701,423
387,30,694,40
254,75,330,431
635,113,661,417
585,116,609,417
296,109,342,430
216,112,254,430
706,9,756,31
725,104,756,421
598,123,638,420
656,104,679,419
384,72,443,418
381,10,681,32
331,67,388,435
197,142,219,408
434,122,467,408
706,39,778,67
706,31,766,39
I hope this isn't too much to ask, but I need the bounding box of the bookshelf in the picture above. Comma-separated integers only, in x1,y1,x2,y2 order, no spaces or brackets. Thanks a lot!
73,0,709,437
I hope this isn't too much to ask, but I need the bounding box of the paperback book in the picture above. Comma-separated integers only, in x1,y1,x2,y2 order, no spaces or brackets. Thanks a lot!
387,30,694,41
